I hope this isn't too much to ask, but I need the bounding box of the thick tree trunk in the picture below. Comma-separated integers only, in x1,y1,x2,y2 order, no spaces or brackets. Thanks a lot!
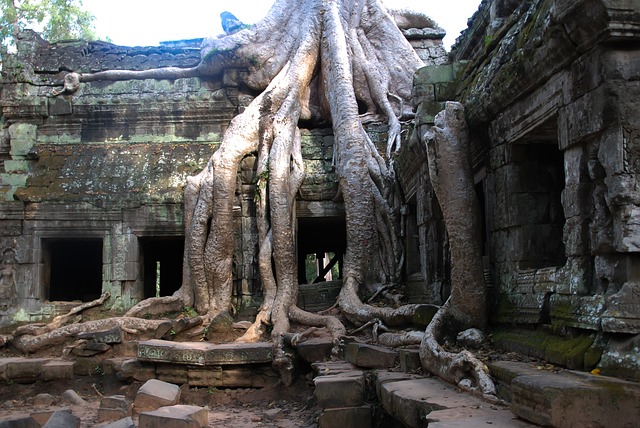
417,102,494,395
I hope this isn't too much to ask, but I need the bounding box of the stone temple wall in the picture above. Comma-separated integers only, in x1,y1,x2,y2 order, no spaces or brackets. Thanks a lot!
0,20,447,323
407,0,640,379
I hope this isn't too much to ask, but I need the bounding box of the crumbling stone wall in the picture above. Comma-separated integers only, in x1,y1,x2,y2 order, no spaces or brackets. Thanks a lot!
406,0,640,379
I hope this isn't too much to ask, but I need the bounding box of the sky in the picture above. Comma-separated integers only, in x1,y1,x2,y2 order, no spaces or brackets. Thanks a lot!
83,0,482,50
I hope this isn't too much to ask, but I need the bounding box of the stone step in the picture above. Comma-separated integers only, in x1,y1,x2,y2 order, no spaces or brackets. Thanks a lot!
489,360,640,428
0,357,73,384
136,340,272,366
375,371,536,428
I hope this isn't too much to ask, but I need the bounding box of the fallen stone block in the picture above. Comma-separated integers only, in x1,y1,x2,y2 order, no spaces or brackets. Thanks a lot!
312,361,360,376
134,379,181,413
138,405,208,428
98,394,133,422
345,343,397,368
399,349,422,372
0,415,39,428
41,360,74,381
318,406,371,428
296,338,334,363
41,409,80,428
61,390,87,405
98,408,130,423
115,358,156,383
101,395,132,411
314,372,365,408
33,393,55,407
78,326,124,344
101,417,135,428
29,409,70,426
71,342,111,357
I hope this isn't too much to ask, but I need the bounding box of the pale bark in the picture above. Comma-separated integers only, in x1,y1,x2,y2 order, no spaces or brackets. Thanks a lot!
418,102,494,395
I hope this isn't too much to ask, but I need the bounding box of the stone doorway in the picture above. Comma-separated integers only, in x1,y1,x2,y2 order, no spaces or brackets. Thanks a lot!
297,217,346,285
43,238,103,302
140,237,184,299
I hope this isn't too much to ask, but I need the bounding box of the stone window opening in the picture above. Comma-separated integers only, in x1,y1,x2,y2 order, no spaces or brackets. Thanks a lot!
43,238,103,302
140,237,184,299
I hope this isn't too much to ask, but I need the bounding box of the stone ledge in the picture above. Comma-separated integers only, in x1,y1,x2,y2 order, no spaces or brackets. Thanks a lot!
137,340,273,366
489,360,640,427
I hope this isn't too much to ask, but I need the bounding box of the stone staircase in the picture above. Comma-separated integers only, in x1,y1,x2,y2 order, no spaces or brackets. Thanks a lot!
2,338,640,427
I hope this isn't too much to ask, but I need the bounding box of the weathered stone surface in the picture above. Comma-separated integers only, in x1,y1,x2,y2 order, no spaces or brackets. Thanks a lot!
60,390,87,406
98,395,132,422
344,343,397,369
28,409,69,427
597,334,640,381
399,349,422,373
314,372,365,408
296,338,334,363
492,361,640,427
134,379,181,413
375,371,534,428
77,326,124,344
4,358,50,383
100,417,135,428
112,358,156,382
318,406,371,428
98,408,130,423
0,415,40,428
137,340,273,366
41,409,80,428
33,394,55,407
41,361,74,381
138,405,208,428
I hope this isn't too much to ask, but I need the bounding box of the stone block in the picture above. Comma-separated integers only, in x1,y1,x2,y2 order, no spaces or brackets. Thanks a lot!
99,395,132,421
29,409,68,427
318,406,371,428
296,338,334,363
41,409,80,428
399,349,422,373
510,371,640,428
98,408,129,423
77,326,124,344
0,415,40,428
187,367,222,387
314,372,365,408
156,364,189,385
41,361,74,381
116,359,156,382
137,340,273,366
100,417,135,428
61,390,86,406
344,343,397,369
5,358,50,383
138,405,208,428
134,379,181,413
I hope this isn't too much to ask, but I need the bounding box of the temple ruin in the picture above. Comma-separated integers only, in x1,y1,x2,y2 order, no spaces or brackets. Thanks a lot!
1,0,639,415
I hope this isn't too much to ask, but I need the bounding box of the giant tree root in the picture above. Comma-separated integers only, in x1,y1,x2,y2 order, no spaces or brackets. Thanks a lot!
419,301,496,396
10,317,167,354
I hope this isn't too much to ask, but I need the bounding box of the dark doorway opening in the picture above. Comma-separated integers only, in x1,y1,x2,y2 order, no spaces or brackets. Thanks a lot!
45,239,103,302
297,217,346,284
140,237,184,298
